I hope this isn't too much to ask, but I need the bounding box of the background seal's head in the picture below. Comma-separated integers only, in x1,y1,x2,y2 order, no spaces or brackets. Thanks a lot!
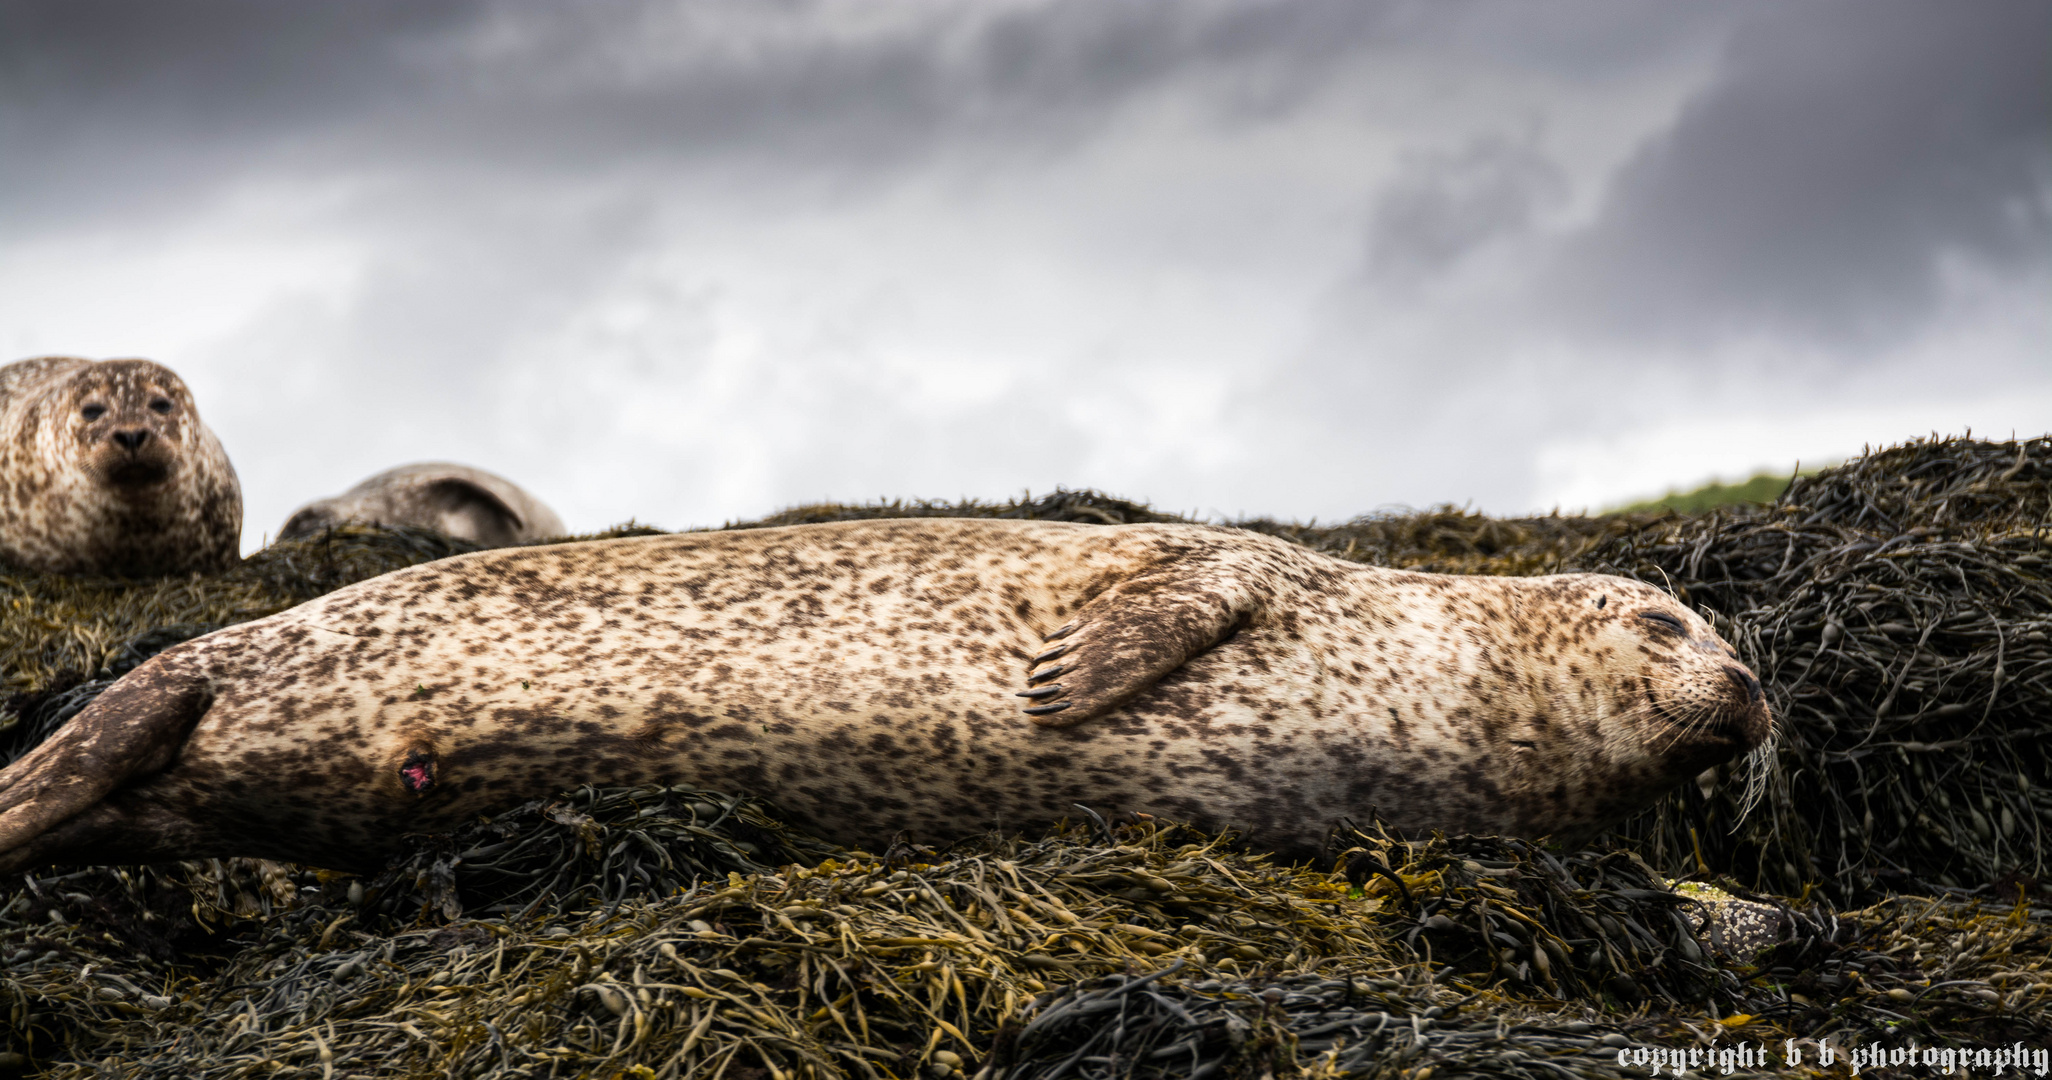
52,358,204,496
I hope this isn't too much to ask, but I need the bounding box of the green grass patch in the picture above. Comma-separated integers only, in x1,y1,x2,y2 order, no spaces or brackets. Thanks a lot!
1608,469,1798,515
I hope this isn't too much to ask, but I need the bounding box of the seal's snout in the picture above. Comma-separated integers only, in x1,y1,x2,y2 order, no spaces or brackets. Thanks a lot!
1722,664,1762,704
100,453,173,488
1698,663,1772,751
100,425,173,487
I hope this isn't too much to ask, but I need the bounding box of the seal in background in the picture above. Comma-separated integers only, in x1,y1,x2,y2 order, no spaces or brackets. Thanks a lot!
280,462,566,548
0,356,241,576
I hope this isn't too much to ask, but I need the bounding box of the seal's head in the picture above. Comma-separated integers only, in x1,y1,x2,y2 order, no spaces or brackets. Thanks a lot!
0,355,240,576
278,462,566,548
1596,580,1770,766
55,359,201,493
1496,574,1772,840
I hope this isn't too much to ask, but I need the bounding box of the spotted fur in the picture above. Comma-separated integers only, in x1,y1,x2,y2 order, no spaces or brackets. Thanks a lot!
0,519,1770,872
280,462,566,548
0,356,241,576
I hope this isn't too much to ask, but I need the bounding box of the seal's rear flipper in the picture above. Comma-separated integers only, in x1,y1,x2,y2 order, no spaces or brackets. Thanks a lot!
1019,560,1262,728
0,660,210,868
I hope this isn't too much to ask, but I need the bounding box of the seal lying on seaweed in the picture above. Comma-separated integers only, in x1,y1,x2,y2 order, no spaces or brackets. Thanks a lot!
0,518,1769,872
280,462,565,548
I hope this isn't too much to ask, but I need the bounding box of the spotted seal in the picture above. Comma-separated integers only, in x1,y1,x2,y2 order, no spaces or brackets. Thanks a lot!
0,356,241,576
279,462,565,548
0,518,1770,872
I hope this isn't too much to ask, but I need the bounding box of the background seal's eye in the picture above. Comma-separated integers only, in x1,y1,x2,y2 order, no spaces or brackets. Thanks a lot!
80,404,106,421
1639,611,1688,636
149,398,173,414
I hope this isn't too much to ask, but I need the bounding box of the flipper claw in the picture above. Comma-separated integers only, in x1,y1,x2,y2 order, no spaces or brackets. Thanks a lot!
1023,701,1072,716
1032,642,1072,664
1026,664,1067,684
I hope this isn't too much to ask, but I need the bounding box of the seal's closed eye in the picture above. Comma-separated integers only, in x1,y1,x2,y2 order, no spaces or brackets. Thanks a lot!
1639,611,1688,636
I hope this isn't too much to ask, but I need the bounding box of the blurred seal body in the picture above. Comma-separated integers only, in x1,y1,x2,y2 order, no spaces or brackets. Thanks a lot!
0,356,241,576
281,462,565,548
0,519,1770,872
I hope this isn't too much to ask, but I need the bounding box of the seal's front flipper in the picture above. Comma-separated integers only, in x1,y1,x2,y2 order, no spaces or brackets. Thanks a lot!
0,659,210,871
1019,564,1259,728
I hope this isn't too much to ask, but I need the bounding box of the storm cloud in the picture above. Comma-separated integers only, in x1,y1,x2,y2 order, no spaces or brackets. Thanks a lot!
1547,1,2052,347
0,0,2044,544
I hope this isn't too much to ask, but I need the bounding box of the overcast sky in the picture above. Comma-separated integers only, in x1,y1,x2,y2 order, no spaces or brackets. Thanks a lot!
3,1,2047,549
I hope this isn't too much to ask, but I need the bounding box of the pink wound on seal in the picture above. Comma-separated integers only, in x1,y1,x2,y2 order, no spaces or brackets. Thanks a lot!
400,751,437,794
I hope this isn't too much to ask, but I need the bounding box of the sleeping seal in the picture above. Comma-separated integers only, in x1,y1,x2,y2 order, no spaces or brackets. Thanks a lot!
0,356,241,576
0,518,1770,872
279,462,565,547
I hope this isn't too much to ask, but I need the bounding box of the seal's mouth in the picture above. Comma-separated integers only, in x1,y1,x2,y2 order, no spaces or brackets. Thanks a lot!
1648,667,1772,759
105,461,171,487
1652,698,1763,742
1673,714,1755,749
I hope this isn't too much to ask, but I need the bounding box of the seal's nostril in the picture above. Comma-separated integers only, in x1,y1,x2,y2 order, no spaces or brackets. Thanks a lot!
112,429,150,451
1723,665,1762,703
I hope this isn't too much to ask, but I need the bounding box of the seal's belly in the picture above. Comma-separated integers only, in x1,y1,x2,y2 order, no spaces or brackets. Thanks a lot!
174,601,1545,859
182,593,1344,854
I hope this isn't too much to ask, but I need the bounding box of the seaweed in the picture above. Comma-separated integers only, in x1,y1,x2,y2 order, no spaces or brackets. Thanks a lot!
728,490,1187,530
2,797,1391,1076
3,437,2051,1078
7,796,2045,1078
361,784,845,923
1239,508,1652,578
1584,436,2052,902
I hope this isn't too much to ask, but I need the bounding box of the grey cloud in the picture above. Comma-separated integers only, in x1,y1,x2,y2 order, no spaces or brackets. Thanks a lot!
1363,135,1567,283
0,1,1396,231
1546,0,2052,348
7,0,2046,533
0,1,1720,237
